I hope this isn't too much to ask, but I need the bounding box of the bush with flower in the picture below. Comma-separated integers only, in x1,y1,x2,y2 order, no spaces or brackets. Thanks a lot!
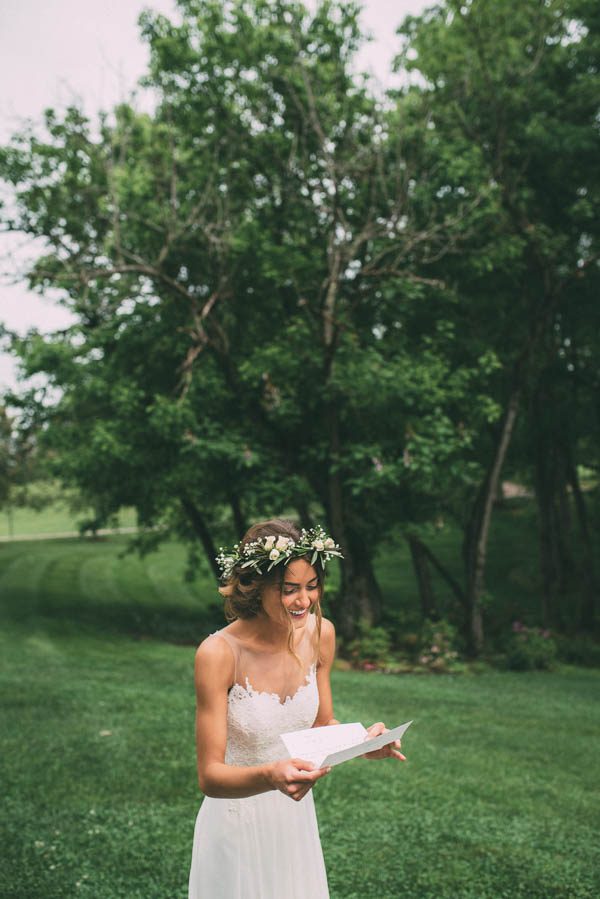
504,621,557,671
346,622,394,671
416,618,465,673
344,617,466,674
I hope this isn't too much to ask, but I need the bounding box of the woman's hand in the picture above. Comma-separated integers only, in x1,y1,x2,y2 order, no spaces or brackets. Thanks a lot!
362,721,406,761
267,758,330,802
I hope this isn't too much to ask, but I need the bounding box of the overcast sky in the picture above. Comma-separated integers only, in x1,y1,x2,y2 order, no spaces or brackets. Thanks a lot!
0,0,428,390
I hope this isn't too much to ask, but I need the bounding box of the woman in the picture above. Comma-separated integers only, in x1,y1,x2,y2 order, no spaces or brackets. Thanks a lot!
188,518,405,898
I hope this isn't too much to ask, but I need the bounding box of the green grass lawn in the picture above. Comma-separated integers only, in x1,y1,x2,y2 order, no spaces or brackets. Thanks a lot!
1,524,599,897
1,625,598,898
0,502,137,539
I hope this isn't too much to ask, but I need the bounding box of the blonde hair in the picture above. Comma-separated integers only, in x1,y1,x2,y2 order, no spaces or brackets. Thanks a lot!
218,518,323,661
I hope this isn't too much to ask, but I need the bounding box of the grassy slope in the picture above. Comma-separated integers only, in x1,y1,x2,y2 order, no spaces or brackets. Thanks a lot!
0,497,551,643
1,517,599,897
0,503,137,538
0,536,221,645
1,628,598,898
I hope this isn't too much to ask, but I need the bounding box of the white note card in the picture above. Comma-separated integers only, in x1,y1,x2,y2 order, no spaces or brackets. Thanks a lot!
281,720,413,769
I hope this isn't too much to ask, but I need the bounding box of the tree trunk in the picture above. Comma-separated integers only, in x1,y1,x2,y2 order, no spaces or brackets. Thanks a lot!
532,406,557,628
565,445,598,630
179,496,220,580
295,498,313,531
534,456,556,629
229,493,247,540
323,399,382,638
531,385,574,629
331,539,382,639
407,534,437,620
463,387,520,654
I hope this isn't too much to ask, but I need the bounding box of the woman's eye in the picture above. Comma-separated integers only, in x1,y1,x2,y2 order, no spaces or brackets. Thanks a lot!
283,584,318,595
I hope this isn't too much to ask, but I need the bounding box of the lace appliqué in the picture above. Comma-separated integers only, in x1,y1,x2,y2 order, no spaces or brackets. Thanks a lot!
225,664,319,767
228,663,317,707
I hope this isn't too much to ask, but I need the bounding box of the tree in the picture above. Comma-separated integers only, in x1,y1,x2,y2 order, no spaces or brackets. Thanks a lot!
2,0,502,638
395,0,600,648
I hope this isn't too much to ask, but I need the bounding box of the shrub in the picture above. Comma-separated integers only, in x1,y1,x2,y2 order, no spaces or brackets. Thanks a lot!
504,622,558,671
380,609,420,652
346,623,393,669
554,634,600,668
416,618,464,673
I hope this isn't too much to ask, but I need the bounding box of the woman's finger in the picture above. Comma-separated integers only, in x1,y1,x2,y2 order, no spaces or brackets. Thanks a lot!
293,767,330,783
366,721,386,737
292,782,312,801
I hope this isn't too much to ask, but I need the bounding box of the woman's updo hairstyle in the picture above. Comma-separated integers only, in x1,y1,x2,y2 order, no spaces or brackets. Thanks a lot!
219,517,325,623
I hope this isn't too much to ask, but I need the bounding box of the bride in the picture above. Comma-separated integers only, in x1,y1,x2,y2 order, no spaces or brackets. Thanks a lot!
188,518,405,898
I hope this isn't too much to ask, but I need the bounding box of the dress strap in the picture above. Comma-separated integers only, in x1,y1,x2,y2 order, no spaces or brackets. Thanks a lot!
211,630,238,687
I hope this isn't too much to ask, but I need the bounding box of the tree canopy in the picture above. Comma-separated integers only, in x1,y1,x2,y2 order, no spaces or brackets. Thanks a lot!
1,0,598,651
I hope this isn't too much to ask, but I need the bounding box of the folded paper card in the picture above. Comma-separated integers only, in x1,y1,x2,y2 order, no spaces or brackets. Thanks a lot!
281,720,413,769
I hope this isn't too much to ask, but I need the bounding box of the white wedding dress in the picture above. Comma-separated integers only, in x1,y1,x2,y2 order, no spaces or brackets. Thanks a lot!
188,614,330,898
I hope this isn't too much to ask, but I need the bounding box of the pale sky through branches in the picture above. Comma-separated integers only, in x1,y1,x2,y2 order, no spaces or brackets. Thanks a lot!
0,0,428,390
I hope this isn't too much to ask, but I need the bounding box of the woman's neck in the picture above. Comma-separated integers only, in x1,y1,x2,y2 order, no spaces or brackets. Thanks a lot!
235,612,300,650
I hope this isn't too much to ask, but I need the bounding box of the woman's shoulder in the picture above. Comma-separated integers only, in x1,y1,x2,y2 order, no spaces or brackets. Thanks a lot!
316,615,336,666
195,630,236,674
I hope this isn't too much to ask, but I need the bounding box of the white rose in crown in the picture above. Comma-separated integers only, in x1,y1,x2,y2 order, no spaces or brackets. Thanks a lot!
313,539,325,551
264,536,276,550
269,548,280,560
324,538,335,549
275,536,289,551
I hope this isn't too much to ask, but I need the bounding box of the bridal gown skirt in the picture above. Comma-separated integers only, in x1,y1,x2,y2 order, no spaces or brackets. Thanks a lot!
188,789,329,898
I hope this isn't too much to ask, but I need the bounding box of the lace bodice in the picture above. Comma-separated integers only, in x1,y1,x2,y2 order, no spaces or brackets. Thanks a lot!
224,664,319,765
210,617,320,766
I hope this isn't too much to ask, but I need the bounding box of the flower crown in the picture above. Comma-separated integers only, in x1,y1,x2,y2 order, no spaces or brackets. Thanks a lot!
216,526,343,581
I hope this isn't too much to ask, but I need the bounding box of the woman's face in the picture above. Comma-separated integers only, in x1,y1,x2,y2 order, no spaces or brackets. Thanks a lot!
261,558,320,629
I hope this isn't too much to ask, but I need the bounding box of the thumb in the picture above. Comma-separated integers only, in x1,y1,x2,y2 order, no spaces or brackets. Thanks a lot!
366,721,386,738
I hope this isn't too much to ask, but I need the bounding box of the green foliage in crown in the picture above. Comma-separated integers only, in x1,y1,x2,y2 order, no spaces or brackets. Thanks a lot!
216,526,343,580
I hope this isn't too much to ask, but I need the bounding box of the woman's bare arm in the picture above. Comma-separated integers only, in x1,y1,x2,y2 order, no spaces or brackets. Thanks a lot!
195,635,329,800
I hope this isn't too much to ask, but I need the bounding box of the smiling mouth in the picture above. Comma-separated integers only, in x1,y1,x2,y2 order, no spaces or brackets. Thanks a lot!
289,609,307,618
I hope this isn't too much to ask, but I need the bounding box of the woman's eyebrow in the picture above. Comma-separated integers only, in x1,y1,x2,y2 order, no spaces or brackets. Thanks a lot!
283,578,319,586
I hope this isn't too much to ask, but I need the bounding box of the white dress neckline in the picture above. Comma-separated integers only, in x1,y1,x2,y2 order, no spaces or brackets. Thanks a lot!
228,663,317,708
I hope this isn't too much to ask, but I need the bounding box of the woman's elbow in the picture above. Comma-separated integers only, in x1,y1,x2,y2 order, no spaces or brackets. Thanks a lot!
198,766,221,798
198,772,212,797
